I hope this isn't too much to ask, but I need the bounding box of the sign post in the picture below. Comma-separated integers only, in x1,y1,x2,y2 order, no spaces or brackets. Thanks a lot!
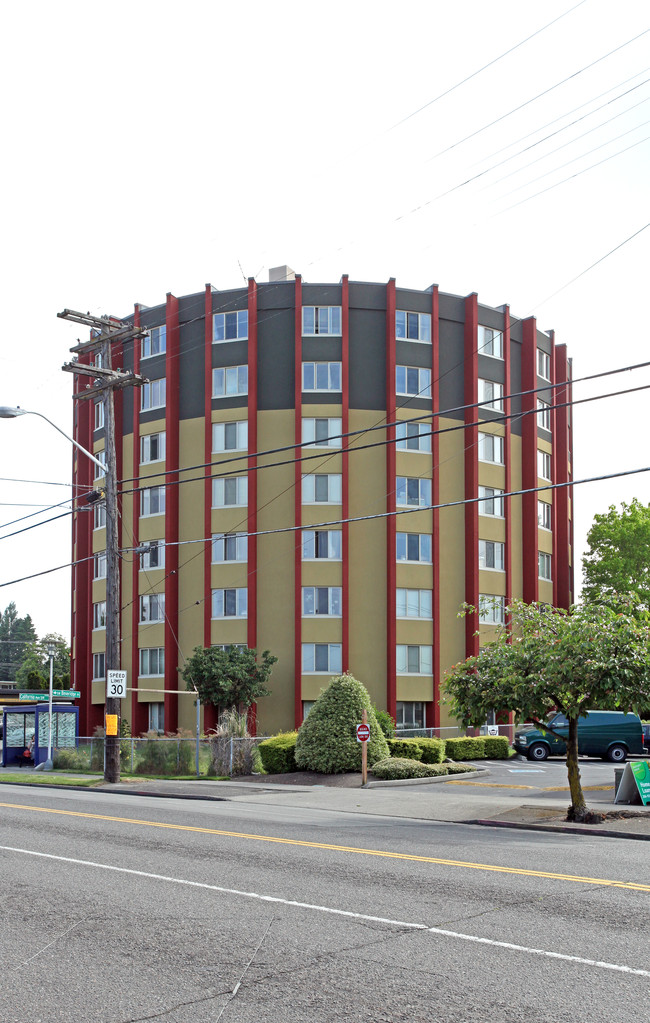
356,709,370,786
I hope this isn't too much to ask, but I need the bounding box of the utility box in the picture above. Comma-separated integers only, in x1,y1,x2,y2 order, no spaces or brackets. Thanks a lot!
2,704,79,767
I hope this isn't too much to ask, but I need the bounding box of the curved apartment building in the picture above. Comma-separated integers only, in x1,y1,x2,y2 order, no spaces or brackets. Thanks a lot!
71,269,573,737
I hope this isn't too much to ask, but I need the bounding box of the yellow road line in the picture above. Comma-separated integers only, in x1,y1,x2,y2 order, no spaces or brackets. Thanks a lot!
447,781,536,790
542,785,615,793
1,801,649,892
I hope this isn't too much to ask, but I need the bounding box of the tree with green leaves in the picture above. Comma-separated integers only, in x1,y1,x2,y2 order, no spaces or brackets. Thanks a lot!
582,499,650,611
182,645,276,711
14,633,71,691
444,599,650,822
0,602,38,681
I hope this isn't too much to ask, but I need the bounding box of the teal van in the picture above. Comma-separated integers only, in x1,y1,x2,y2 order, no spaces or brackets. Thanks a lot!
514,710,644,763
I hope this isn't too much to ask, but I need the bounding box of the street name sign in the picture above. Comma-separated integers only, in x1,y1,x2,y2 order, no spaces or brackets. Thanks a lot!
19,693,48,702
106,670,127,699
52,689,80,698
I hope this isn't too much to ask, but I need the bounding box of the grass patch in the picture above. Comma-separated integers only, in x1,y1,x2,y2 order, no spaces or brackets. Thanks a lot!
0,773,102,787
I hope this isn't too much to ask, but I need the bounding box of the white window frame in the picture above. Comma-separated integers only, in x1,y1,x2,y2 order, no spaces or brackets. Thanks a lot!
148,702,165,734
302,417,342,448
212,533,248,563
140,593,165,623
141,378,166,412
93,503,106,530
302,306,342,336
537,349,551,380
94,402,104,431
141,486,166,517
139,647,165,677
396,365,431,398
396,310,431,343
92,652,105,680
301,529,342,560
478,325,503,359
302,362,342,392
140,540,165,571
537,450,552,481
142,325,166,359
211,588,248,619
302,587,342,617
478,486,505,518
396,701,425,730
537,399,551,432
538,501,552,531
479,540,505,572
301,643,342,674
212,421,248,452
396,588,432,619
93,449,107,479
478,594,506,625
140,432,166,464
478,378,504,412
212,477,248,508
302,474,342,504
538,551,552,581
396,644,433,675
396,532,432,563
212,365,248,398
93,551,107,579
213,310,249,343
478,432,505,464
92,601,106,630
396,421,431,452
396,476,432,508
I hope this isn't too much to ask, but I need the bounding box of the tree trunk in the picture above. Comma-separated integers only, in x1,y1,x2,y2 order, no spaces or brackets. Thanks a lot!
565,715,588,821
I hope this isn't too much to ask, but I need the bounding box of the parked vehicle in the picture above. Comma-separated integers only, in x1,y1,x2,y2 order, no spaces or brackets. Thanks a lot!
642,722,650,752
514,710,644,763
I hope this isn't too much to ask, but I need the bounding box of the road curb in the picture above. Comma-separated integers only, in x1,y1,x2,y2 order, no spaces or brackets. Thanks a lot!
0,780,229,801
470,817,650,842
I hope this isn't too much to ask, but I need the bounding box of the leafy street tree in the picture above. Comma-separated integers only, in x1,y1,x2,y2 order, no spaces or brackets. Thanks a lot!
582,499,650,611
0,602,38,681
444,599,650,822
182,645,276,710
14,633,71,691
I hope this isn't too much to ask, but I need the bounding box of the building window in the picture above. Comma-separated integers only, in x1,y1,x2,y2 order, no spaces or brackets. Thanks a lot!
478,594,506,625
212,477,248,507
212,366,248,397
141,378,166,411
302,474,342,504
93,502,106,529
302,643,342,674
92,601,106,630
212,533,248,563
478,486,504,517
478,432,505,464
537,399,551,432
397,645,432,674
212,643,246,653
302,417,342,448
92,653,105,680
93,552,107,579
396,701,425,730
140,540,165,570
140,594,165,623
396,477,431,508
302,700,316,721
396,588,432,618
538,349,551,380
212,588,247,618
93,449,107,479
539,552,552,580
396,365,431,398
478,378,504,412
396,311,431,342
148,703,165,734
479,540,505,571
142,325,166,359
94,402,104,430
302,362,342,391
141,432,166,464
302,587,342,616
213,310,248,342
213,421,248,452
302,306,342,336
302,530,342,560
396,533,432,563
396,421,431,452
478,325,503,359
537,450,552,481
538,501,552,530
140,647,164,676
141,486,166,516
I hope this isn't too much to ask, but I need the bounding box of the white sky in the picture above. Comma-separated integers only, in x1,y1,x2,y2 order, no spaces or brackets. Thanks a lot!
1,0,648,643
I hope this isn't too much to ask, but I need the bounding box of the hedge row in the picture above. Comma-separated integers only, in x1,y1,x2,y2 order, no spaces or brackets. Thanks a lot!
386,737,446,764
371,758,477,781
258,732,298,774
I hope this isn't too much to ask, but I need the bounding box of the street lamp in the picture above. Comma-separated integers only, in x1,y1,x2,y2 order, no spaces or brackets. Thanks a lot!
0,407,106,474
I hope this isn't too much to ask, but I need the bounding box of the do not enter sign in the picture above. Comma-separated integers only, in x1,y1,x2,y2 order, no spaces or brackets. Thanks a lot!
356,723,370,743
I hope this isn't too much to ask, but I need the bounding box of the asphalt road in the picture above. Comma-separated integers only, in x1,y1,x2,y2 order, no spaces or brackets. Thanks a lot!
1,785,648,1023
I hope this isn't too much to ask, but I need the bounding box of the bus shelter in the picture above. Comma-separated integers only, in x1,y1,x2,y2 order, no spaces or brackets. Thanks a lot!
2,704,79,767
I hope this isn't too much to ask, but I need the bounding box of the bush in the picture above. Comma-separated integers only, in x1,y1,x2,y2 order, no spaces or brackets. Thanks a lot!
447,763,478,775
258,732,298,774
53,749,85,771
483,736,510,759
371,758,448,780
387,738,423,760
373,707,396,739
135,732,172,775
295,674,390,773
209,710,258,776
444,736,486,760
417,737,446,764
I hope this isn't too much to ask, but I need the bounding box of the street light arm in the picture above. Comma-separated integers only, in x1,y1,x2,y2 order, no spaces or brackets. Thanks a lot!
0,407,107,475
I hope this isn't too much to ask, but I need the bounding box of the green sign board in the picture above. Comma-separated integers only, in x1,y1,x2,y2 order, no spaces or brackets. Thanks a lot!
630,760,650,806
19,693,49,702
52,690,81,698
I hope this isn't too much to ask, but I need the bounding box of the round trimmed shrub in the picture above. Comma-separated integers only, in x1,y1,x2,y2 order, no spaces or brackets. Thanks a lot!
371,758,448,780
295,674,389,773
258,732,298,774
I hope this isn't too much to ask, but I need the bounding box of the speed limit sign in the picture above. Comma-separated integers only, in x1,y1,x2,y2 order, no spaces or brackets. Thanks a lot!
107,670,127,699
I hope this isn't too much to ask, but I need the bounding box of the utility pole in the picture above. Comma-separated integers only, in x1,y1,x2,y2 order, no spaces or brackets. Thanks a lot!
60,309,147,783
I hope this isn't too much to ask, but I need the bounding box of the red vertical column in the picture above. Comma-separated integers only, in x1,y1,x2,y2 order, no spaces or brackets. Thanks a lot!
341,275,350,673
130,305,147,735
293,275,303,728
385,279,397,721
568,362,574,603
246,279,259,734
202,285,217,732
554,343,571,609
72,360,94,735
521,317,538,604
164,293,180,733
464,293,479,657
503,307,512,615
429,285,440,728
